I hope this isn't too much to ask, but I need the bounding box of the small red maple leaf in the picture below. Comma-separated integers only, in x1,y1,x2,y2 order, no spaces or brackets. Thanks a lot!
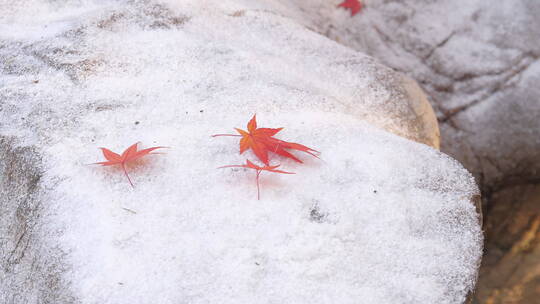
338,0,362,16
219,160,294,200
94,142,165,187
212,115,319,165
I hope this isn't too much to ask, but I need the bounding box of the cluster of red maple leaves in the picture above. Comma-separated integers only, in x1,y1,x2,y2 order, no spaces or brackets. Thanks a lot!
213,115,318,199
93,2,361,196
94,115,318,199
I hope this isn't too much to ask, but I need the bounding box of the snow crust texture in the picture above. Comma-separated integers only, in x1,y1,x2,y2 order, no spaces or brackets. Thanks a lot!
1,1,481,303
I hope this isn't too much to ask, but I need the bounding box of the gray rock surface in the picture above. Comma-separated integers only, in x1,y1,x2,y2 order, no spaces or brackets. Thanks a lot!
0,137,77,304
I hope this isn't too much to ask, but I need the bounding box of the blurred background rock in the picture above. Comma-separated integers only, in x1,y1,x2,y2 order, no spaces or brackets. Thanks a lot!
289,0,540,302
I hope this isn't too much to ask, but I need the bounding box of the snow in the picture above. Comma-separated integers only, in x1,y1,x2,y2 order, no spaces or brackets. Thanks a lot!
1,1,482,303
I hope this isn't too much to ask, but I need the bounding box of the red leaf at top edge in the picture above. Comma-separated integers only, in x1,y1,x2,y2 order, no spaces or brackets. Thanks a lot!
338,0,362,16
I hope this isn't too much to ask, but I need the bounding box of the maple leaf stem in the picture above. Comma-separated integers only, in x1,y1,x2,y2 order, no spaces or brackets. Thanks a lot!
256,170,261,200
121,163,134,188
211,134,242,137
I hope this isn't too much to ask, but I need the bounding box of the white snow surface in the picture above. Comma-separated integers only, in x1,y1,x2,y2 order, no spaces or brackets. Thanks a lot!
0,1,482,303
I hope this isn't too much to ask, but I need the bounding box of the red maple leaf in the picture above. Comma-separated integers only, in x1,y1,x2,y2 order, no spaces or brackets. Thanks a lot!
94,142,165,187
338,0,362,16
212,115,319,165
219,160,294,200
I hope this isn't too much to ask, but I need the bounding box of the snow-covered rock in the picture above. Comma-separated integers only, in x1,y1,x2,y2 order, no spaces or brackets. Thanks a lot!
1,1,481,303
282,1,539,302
290,0,540,191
